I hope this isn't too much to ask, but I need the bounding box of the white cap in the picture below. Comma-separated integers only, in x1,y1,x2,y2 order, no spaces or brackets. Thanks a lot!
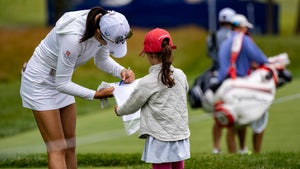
100,11,130,58
218,7,236,23
231,14,254,29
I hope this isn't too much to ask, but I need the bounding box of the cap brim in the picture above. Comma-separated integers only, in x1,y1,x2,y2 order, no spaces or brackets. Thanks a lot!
239,22,253,29
107,41,127,58
139,49,145,56
246,22,253,29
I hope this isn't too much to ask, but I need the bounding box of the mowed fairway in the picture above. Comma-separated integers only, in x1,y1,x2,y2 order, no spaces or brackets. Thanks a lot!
1,1,300,168
0,78,299,155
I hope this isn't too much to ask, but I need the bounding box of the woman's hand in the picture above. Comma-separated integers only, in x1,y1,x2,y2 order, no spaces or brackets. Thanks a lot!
121,68,135,84
94,86,115,99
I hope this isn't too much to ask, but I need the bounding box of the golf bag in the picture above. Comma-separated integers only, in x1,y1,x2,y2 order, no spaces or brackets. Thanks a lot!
213,53,291,127
188,67,217,112
188,53,292,127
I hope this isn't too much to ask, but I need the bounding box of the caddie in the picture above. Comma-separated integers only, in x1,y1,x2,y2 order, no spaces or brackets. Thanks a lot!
216,14,269,154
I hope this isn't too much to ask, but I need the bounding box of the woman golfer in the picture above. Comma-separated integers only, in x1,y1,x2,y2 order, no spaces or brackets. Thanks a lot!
20,6,135,169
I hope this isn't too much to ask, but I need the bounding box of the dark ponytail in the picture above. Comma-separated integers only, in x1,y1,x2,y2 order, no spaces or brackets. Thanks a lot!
160,38,175,88
80,7,107,42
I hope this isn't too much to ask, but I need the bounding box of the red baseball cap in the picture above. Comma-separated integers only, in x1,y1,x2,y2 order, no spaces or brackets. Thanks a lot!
140,28,176,55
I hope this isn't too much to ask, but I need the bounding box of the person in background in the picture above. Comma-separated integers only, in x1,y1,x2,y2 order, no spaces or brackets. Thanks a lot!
20,7,135,169
207,7,236,71
206,7,236,154
114,28,190,169
217,14,269,154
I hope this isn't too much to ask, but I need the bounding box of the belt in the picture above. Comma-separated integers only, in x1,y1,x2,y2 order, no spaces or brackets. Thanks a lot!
22,62,27,72
49,68,56,77
22,61,56,77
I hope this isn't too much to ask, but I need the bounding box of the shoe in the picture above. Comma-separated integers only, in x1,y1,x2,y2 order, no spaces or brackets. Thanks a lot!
238,147,252,155
212,148,222,154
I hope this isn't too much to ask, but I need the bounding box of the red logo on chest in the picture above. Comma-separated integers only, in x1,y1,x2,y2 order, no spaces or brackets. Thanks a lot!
65,50,71,57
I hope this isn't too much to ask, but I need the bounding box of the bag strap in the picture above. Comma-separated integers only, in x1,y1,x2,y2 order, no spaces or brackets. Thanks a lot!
211,32,217,51
259,65,279,85
228,33,245,79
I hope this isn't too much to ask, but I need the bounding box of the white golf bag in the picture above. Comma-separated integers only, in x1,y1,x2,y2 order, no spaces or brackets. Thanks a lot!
205,53,292,127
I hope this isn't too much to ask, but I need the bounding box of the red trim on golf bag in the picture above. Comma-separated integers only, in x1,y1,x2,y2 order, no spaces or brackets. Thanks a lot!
214,101,234,127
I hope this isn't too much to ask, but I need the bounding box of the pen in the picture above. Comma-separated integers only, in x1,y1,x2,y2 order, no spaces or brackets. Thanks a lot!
119,67,130,86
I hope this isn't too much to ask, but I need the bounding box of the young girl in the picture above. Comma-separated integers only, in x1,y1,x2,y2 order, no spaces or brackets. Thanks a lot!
114,28,190,169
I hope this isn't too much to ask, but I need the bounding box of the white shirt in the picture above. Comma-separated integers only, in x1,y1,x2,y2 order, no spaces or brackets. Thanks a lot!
26,10,124,100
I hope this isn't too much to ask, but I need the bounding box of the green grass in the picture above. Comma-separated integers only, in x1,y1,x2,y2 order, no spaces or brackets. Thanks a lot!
1,26,299,139
0,0,300,168
1,152,300,169
0,0,46,26
277,0,298,35
0,79,299,156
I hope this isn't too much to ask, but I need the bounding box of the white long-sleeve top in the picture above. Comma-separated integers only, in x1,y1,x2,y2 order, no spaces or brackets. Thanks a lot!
27,10,124,100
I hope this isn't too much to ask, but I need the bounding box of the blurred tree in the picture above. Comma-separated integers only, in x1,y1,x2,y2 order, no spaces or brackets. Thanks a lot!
296,0,300,34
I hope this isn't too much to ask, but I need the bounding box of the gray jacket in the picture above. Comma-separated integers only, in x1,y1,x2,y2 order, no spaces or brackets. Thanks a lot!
117,64,190,141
